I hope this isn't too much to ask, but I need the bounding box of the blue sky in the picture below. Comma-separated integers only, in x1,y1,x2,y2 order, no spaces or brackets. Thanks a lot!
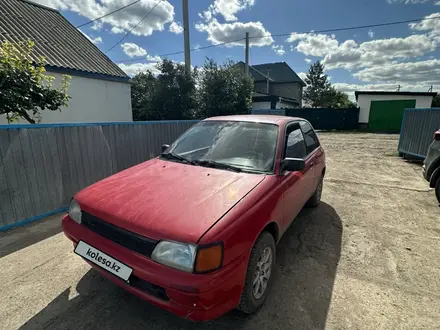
36,0,440,96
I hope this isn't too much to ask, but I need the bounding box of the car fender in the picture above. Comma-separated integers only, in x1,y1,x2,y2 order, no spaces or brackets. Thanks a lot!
429,166,440,188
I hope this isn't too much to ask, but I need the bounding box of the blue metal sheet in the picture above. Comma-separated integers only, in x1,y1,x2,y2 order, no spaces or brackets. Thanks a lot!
398,108,440,158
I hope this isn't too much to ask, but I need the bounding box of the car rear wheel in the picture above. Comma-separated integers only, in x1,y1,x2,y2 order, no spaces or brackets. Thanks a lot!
238,231,275,314
435,176,440,203
306,175,324,207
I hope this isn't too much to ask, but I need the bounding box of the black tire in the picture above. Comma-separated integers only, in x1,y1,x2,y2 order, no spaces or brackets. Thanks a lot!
306,175,324,207
238,231,276,314
435,177,440,204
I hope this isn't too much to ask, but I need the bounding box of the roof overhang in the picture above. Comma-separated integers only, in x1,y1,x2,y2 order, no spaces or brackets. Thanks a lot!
355,91,437,100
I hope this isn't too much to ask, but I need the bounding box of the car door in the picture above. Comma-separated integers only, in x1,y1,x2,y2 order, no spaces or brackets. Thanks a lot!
299,121,324,189
280,123,315,230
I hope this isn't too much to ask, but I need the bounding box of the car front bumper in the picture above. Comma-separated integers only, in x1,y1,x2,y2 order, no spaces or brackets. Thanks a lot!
62,215,246,321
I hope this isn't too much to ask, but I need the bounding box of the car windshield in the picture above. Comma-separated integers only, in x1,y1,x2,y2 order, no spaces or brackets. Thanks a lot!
164,121,279,173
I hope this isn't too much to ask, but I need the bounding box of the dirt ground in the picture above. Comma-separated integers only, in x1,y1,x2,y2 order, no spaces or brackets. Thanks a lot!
1,132,439,330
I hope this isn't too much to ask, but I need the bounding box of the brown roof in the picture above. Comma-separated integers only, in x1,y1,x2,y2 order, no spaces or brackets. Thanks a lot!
0,0,129,80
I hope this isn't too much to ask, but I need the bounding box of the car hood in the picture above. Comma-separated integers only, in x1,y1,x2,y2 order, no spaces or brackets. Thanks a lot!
75,158,265,243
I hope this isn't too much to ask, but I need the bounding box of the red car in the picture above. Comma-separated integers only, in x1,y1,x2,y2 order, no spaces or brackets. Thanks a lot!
63,115,326,321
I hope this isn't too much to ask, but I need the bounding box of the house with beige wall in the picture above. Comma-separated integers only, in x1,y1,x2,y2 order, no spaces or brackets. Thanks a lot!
0,0,132,125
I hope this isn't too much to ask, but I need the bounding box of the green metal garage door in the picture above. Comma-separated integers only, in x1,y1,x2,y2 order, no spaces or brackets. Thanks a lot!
369,99,416,131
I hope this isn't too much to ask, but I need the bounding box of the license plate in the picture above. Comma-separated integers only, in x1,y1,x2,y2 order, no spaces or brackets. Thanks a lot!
74,241,133,281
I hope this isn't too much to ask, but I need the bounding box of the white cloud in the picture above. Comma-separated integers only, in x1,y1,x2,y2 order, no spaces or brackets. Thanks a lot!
121,43,147,57
195,19,273,47
305,58,312,64
202,0,255,22
80,30,102,44
386,0,430,3
198,10,213,21
146,54,162,62
169,21,183,34
33,0,175,37
334,82,437,102
298,72,307,82
368,29,374,38
120,42,161,61
111,26,125,34
286,33,339,56
436,1,440,4
118,62,160,76
272,44,285,56
354,59,440,84
287,32,436,70
409,12,440,44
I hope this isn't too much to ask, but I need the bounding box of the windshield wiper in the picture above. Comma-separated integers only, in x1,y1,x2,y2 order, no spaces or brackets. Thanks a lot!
194,159,243,173
160,152,194,164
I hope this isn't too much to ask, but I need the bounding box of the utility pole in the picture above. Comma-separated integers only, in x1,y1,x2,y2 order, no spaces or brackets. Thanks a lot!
266,69,271,93
245,32,249,75
182,0,191,71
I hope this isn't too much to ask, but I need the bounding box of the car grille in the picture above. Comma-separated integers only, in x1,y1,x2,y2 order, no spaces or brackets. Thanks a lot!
81,211,157,257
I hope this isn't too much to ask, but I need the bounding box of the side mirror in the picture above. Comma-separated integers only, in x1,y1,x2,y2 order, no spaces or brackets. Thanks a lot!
161,144,170,153
281,158,305,172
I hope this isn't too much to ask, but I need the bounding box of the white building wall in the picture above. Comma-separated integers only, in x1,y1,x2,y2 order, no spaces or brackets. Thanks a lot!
276,101,296,109
357,94,433,124
252,101,272,110
0,71,132,124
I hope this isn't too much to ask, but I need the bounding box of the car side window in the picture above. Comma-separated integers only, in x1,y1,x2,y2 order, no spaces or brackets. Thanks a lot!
285,127,307,159
300,121,320,154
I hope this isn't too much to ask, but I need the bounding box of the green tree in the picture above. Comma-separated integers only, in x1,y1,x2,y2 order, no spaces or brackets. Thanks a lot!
302,61,356,108
303,61,331,107
327,87,357,108
131,71,157,121
0,40,70,123
151,59,197,120
432,94,440,108
197,59,253,118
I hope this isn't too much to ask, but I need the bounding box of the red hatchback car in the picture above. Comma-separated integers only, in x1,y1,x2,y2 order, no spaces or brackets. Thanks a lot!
63,115,326,321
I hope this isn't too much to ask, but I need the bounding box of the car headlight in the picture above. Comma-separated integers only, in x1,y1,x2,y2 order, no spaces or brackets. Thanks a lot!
152,241,223,273
152,241,196,272
68,199,82,224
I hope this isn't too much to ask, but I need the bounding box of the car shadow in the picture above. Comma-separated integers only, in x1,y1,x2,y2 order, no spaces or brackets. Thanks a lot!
19,202,342,330
0,213,63,258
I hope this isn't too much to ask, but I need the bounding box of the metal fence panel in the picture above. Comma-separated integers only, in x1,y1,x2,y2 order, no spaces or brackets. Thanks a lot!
0,121,197,230
398,108,440,158
285,108,360,130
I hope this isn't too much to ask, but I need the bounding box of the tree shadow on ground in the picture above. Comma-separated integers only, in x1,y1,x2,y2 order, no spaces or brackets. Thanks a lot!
20,202,342,330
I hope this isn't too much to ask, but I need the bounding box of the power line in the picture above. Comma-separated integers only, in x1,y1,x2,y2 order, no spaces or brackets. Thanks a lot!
115,14,440,63
75,0,141,29
249,15,440,40
115,37,245,63
105,0,164,54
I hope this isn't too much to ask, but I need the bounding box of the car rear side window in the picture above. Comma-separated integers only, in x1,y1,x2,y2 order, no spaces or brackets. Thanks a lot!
285,127,306,159
300,121,319,154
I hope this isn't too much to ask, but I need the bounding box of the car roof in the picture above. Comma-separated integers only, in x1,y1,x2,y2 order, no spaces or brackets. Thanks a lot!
203,115,302,125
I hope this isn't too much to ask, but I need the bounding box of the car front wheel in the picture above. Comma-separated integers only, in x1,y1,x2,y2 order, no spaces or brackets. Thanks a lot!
238,231,275,314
